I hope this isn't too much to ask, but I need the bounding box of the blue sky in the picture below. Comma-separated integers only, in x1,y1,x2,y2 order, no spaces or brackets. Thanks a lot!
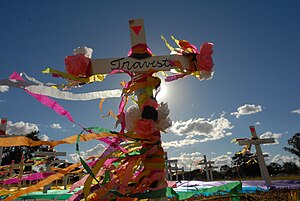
0,0,299,170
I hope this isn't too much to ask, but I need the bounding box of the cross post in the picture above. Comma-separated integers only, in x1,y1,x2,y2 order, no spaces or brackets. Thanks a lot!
238,126,275,187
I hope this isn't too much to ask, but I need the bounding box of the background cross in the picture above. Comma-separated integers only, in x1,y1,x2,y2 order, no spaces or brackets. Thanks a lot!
238,126,275,187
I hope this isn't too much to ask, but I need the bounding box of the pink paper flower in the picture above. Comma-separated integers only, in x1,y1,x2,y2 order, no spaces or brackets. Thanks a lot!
135,119,156,136
65,54,91,77
200,42,214,56
196,42,214,72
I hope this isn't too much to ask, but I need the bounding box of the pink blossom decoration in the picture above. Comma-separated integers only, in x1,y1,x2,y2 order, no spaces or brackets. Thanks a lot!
135,119,156,136
196,42,214,72
65,54,91,77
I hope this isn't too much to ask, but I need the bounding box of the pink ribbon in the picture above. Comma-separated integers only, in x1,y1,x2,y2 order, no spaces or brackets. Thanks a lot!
1,172,55,184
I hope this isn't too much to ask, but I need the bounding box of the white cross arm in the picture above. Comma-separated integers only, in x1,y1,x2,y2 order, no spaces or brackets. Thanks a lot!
238,138,275,146
166,159,178,163
91,54,191,74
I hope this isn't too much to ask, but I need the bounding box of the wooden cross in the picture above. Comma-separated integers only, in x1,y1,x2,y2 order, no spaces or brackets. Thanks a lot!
198,155,217,181
34,151,66,193
3,157,34,190
90,18,191,74
237,126,275,187
164,152,185,181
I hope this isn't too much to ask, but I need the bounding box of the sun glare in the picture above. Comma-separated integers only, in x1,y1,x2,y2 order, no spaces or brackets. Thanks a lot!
156,82,168,101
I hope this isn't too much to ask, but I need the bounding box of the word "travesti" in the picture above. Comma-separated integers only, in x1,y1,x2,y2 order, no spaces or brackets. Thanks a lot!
110,57,172,71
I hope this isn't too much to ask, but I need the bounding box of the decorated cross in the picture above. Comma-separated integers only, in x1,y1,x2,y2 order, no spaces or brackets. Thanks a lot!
237,126,275,187
0,18,214,201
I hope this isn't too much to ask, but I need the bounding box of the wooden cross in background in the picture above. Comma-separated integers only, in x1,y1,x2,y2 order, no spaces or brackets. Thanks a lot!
198,155,217,181
238,126,275,187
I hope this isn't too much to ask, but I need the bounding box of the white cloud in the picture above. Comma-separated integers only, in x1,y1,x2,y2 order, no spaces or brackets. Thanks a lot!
255,122,261,125
291,109,300,114
69,144,106,163
168,152,203,171
260,131,282,145
211,154,232,167
39,134,50,141
50,123,62,129
168,114,233,141
69,152,84,163
230,104,263,118
270,154,300,166
0,86,9,92
162,138,200,149
7,121,39,135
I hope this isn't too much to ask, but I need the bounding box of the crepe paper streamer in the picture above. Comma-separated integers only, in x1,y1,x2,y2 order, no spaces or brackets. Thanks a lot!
69,174,89,192
101,110,118,120
42,68,105,83
0,79,30,89
1,172,55,184
98,137,128,153
76,134,99,183
165,74,187,82
0,132,117,147
83,154,112,198
26,89,75,122
3,163,81,201
20,72,56,86
99,98,105,111
8,72,76,123
25,85,122,101
86,126,112,134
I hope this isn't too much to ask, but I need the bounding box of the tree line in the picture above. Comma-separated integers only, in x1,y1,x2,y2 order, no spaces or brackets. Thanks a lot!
1,131,299,181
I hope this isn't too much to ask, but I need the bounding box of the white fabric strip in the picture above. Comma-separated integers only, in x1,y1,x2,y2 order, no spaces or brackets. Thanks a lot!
25,85,122,100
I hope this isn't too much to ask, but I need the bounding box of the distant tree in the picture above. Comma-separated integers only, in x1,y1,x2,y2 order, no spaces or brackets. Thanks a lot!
282,162,300,174
267,162,283,175
283,133,300,159
1,131,50,166
232,148,261,177
220,165,233,178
